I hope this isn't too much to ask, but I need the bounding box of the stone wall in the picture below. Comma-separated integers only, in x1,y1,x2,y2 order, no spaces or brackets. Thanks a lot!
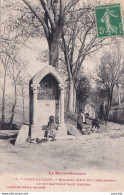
109,103,124,124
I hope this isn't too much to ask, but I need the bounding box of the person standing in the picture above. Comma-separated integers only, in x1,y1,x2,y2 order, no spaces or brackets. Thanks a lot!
77,108,86,134
99,101,108,124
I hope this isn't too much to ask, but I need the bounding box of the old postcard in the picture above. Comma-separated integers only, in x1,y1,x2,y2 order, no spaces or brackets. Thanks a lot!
0,0,124,192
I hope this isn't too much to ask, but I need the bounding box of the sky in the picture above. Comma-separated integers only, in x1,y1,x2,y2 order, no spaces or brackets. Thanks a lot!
0,0,124,123
19,37,48,77
1,0,124,82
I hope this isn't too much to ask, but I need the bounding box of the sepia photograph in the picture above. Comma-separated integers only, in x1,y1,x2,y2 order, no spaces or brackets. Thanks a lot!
0,0,124,192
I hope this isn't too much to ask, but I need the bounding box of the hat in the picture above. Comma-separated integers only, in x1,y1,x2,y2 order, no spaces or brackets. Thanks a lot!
80,108,84,112
49,116,55,122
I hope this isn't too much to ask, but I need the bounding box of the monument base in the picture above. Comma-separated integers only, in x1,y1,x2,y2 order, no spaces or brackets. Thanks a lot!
31,125,43,139
15,125,29,145
57,123,67,137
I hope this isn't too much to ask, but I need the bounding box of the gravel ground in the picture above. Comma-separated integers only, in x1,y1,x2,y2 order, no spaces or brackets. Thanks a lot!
0,121,124,191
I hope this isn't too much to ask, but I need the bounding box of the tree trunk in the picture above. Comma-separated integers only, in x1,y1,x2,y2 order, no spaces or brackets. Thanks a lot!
9,84,17,129
22,96,25,123
118,84,121,105
107,86,114,109
1,71,7,125
73,87,76,112
76,99,80,113
21,84,25,123
48,31,60,67
68,79,74,112
67,79,77,112
9,102,16,129
109,92,113,109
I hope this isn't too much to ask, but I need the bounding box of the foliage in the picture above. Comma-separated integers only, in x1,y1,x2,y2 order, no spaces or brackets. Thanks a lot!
60,2,109,112
76,76,91,108
97,45,124,108
20,0,80,66
61,3,109,84
0,9,30,127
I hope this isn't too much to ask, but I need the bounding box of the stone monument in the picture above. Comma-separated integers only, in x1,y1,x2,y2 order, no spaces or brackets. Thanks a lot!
29,65,67,139
15,125,29,145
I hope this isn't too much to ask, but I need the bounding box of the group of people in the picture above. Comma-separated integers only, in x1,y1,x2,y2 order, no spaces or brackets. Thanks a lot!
77,101,109,134
77,108,94,134
45,101,108,140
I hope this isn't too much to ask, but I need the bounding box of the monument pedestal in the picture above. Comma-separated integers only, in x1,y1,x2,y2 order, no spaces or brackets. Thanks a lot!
31,125,41,139
15,125,29,145
57,123,67,137
30,65,67,139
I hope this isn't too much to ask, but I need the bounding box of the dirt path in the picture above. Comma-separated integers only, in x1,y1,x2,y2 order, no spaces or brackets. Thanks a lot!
0,122,124,175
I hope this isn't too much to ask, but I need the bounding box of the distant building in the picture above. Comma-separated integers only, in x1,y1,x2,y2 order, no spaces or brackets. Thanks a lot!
113,84,124,106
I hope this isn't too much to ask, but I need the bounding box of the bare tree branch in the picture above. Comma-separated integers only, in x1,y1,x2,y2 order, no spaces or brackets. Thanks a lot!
39,0,55,28
22,0,49,37
64,0,79,14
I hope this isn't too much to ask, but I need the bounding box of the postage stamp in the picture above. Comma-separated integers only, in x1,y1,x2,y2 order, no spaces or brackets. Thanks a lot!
95,3,123,38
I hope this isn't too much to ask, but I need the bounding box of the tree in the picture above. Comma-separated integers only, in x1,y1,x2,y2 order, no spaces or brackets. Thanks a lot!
61,4,109,112
0,34,20,125
7,59,28,128
0,8,29,127
17,73,30,124
0,37,28,128
0,38,10,124
97,46,124,109
76,76,91,111
21,0,79,67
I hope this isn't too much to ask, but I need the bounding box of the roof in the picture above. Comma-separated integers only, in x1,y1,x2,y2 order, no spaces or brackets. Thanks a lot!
30,65,64,85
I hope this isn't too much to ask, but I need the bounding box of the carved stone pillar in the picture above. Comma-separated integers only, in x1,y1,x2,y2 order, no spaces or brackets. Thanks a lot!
31,84,37,125
60,84,65,124
31,84,39,139
57,84,67,137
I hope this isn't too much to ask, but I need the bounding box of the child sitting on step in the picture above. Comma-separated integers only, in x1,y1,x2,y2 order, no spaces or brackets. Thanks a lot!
46,116,58,141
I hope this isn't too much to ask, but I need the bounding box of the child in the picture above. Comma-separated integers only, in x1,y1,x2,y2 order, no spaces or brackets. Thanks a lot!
46,116,58,140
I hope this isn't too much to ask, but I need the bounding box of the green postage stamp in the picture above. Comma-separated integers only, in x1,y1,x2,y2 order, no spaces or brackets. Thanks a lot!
95,3,123,38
